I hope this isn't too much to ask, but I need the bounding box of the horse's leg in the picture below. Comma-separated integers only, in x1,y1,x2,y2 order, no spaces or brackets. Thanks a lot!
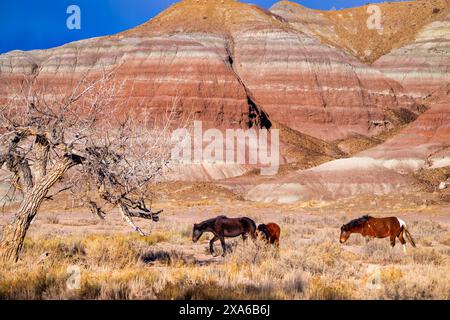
219,235,227,257
274,238,280,248
209,235,219,255
398,230,407,254
242,234,248,243
390,235,396,248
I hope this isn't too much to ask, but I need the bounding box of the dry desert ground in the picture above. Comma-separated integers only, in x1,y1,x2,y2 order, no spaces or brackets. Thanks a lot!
0,182,448,300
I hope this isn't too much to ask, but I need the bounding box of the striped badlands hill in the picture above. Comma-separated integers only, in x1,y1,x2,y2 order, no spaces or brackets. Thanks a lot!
0,0,418,143
0,0,448,186
271,0,450,97
374,12,450,97
241,85,450,203
271,0,450,63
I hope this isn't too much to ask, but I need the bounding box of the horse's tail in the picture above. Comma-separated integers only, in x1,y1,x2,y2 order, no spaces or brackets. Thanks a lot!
251,220,258,239
403,227,416,248
246,218,257,239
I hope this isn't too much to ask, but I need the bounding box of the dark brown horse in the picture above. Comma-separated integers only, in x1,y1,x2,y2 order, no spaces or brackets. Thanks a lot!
192,215,257,256
257,223,281,247
340,215,416,253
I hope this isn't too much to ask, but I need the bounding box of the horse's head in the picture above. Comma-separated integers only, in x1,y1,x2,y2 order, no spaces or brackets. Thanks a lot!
339,224,351,244
257,224,268,239
192,224,203,243
340,216,369,243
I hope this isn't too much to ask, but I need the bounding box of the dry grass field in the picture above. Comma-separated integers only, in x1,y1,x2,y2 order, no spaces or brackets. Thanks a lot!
0,186,449,300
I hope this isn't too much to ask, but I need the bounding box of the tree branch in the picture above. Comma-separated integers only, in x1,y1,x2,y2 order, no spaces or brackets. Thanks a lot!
118,201,146,236
88,200,106,220
127,209,162,222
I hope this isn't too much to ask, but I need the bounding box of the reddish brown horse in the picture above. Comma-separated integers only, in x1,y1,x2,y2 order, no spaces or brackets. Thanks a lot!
257,223,281,247
192,215,257,256
340,215,416,253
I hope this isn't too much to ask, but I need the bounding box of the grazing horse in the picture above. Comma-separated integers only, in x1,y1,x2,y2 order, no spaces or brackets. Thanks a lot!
192,215,257,256
340,215,416,253
257,223,281,247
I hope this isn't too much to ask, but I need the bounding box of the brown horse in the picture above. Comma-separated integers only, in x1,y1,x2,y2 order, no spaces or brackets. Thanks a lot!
192,215,257,256
340,215,416,253
257,223,281,247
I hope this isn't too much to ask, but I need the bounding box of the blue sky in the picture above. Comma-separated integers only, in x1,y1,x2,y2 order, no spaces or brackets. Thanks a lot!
0,0,390,54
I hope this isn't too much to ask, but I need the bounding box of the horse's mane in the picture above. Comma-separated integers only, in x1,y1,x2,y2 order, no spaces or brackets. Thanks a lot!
344,215,371,229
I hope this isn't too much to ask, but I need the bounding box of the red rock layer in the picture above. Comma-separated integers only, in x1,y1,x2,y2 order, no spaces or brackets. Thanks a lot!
232,28,414,140
0,34,261,130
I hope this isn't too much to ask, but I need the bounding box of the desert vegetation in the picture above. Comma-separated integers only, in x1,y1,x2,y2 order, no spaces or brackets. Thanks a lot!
0,194,448,300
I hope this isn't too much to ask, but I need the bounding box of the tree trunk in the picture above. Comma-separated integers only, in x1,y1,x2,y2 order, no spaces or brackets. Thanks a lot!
0,156,76,263
34,135,50,181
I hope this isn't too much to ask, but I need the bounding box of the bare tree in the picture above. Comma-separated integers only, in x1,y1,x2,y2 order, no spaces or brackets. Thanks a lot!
0,68,176,263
